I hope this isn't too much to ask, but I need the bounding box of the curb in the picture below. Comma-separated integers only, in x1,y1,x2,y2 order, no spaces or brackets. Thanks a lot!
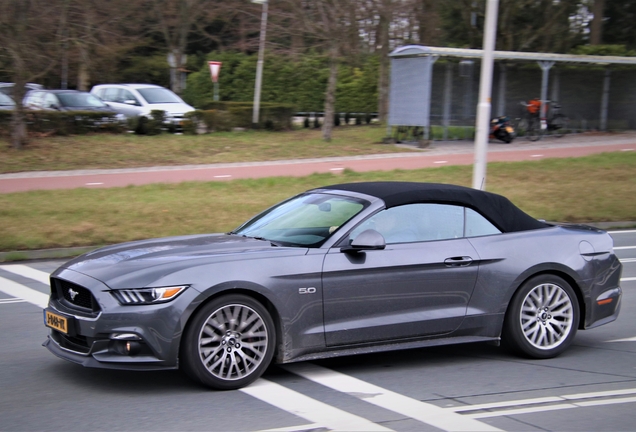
1,222,634,263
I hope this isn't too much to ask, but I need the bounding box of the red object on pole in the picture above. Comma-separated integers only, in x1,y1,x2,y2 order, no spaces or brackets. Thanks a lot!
208,61,222,83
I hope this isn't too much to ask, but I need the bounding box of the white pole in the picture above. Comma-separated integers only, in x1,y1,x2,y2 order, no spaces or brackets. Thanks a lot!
472,0,499,190
252,0,268,126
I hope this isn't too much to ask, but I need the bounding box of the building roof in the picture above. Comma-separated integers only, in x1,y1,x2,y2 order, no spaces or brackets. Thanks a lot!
390,45,636,65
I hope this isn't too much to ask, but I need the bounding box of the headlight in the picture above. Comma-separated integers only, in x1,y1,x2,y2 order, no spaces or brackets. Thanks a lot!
111,286,187,305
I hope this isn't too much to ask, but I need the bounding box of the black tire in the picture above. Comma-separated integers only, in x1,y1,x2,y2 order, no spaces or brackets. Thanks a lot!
503,275,579,359
135,116,148,135
513,118,527,136
526,117,542,142
181,294,276,390
551,114,569,138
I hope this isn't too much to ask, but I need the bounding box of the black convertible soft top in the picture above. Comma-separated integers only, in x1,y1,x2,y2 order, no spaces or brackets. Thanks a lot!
318,182,548,233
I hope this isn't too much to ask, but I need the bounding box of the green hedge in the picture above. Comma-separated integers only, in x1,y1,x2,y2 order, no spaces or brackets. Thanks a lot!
0,110,124,136
184,103,294,133
183,51,378,113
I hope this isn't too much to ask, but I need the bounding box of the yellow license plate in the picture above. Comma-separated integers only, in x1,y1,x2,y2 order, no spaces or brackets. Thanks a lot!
44,310,69,334
505,126,514,133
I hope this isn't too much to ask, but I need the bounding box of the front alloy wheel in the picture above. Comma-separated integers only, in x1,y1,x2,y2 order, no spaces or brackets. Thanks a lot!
181,294,275,390
504,275,579,359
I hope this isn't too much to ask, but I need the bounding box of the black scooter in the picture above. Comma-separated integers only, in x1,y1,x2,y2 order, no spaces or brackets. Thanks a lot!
490,116,515,143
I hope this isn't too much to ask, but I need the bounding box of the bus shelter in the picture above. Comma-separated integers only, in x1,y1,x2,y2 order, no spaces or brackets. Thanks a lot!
388,45,636,141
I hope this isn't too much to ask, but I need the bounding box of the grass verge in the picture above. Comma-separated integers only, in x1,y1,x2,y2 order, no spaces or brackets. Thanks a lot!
0,151,634,252
0,126,411,174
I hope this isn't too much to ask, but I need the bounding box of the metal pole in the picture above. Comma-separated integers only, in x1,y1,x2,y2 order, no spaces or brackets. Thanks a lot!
252,0,268,126
497,63,506,117
538,61,554,119
600,69,611,131
422,56,438,140
472,0,499,190
442,62,453,140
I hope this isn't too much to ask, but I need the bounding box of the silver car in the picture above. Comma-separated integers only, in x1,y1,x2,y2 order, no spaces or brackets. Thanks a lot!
90,83,194,127
43,182,623,390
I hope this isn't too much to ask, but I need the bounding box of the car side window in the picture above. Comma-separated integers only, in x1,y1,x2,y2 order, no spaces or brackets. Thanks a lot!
24,92,40,107
120,90,139,105
44,93,58,108
349,203,465,244
465,208,501,237
102,88,120,102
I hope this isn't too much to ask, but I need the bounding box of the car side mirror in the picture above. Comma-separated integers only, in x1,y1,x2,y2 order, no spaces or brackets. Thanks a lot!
124,99,138,106
340,229,386,253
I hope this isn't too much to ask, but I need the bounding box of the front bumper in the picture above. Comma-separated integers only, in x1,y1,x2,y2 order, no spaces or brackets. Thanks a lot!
43,268,200,371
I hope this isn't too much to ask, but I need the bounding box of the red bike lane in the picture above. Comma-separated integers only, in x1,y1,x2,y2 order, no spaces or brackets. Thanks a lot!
1,135,635,193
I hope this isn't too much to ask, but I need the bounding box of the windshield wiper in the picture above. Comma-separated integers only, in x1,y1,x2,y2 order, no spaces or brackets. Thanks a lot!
237,234,282,247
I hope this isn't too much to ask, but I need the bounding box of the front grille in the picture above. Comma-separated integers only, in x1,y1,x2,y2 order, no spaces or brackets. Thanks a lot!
51,331,91,354
51,278,100,315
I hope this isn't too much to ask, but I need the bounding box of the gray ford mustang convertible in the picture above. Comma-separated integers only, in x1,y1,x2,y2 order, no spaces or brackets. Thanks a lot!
43,182,623,390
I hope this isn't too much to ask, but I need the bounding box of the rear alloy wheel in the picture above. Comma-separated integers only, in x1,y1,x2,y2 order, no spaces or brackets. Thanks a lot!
181,294,275,390
504,275,579,359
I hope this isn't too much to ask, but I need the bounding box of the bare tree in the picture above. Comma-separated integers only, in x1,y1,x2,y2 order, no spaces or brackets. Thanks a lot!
58,0,145,90
376,0,393,123
0,0,63,149
288,0,359,141
590,0,605,45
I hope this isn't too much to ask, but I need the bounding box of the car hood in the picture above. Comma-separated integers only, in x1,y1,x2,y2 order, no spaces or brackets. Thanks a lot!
58,233,308,289
145,102,194,116
60,106,113,112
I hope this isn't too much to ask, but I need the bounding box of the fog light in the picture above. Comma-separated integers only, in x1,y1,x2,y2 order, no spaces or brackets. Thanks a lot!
125,341,141,355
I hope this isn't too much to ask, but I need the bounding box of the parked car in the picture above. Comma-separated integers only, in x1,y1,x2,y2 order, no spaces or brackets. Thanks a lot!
43,182,622,390
0,92,15,111
23,89,116,113
90,83,195,127
0,82,44,98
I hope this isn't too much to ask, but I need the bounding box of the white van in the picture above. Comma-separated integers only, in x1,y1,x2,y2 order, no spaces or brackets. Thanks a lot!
90,83,195,127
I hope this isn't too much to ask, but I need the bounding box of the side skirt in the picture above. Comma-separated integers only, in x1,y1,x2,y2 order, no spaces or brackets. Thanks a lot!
279,335,499,364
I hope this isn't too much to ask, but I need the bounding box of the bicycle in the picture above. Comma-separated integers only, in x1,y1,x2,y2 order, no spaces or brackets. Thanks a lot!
545,101,569,138
515,100,569,141
513,101,541,141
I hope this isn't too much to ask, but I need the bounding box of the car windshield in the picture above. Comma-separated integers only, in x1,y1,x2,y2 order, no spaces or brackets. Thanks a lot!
0,93,15,106
57,93,107,108
136,88,183,104
233,193,368,247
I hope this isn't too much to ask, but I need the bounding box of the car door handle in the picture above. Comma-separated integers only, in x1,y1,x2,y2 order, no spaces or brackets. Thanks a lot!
444,256,473,267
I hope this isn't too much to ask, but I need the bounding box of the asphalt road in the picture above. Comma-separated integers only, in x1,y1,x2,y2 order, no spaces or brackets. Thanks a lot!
0,231,634,432
1,132,635,193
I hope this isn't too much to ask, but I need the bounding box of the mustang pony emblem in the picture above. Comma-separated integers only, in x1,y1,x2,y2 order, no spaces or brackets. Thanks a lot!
68,288,79,301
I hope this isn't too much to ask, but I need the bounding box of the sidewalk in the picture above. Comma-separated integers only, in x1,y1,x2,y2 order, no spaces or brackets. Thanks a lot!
1,131,636,193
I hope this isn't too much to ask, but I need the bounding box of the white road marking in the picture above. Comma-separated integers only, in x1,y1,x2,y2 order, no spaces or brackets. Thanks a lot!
284,363,501,432
621,149,634,151
622,277,636,282
434,160,448,164
607,336,636,342
0,264,50,285
330,167,344,171
241,378,393,432
614,246,636,250
531,154,544,158
612,230,636,234
457,388,636,419
450,396,563,412
0,276,48,308
256,424,323,432
213,175,232,178
0,298,26,304
467,403,576,419
85,182,104,186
